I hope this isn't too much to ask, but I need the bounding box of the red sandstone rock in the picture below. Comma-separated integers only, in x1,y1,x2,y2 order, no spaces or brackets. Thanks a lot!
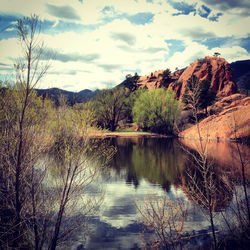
174,56,237,99
179,95,250,140
137,57,237,99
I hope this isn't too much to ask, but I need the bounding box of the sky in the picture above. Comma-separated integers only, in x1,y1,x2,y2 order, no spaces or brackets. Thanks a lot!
0,0,250,92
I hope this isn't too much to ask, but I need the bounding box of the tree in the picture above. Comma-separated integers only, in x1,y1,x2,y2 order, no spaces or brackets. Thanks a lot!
213,52,221,57
1,14,50,248
181,77,220,248
159,68,172,88
124,88,147,123
182,76,216,117
124,72,140,91
132,88,180,134
93,87,128,131
136,195,188,249
0,15,115,250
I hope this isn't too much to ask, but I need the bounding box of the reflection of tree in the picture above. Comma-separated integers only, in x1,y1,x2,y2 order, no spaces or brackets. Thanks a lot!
179,144,233,250
179,151,233,212
110,138,185,190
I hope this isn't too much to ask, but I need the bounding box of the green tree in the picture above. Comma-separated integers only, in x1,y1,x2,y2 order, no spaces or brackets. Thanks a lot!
132,88,180,134
123,72,140,91
124,88,147,123
159,68,172,88
93,87,128,131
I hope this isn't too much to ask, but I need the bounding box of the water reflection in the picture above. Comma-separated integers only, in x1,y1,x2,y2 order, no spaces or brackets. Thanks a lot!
109,138,186,191
177,151,234,212
76,137,248,249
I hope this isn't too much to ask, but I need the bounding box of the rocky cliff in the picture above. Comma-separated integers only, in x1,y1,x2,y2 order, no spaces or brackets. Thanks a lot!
136,56,237,99
179,94,250,141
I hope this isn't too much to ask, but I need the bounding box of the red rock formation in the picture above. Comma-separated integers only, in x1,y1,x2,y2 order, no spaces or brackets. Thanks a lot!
179,94,250,140
136,57,237,99
170,56,237,99
136,69,183,90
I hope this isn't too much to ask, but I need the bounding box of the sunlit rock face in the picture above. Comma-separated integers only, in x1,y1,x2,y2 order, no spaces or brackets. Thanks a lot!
179,94,250,140
136,69,183,90
136,56,237,99
169,56,237,99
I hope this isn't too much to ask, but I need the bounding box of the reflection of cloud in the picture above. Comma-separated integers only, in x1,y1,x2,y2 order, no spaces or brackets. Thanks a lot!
46,4,81,21
98,179,166,228
5,27,15,32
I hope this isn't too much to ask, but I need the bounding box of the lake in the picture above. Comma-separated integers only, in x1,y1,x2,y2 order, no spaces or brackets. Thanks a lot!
71,137,249,250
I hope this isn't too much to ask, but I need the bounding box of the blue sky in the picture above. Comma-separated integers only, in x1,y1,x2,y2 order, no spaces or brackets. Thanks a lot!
0,0,249,91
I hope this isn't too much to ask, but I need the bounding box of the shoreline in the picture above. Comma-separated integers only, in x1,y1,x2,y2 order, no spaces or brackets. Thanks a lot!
86,131,173,138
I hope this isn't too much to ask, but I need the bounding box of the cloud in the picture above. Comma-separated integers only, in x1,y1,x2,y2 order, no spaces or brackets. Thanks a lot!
44,50,100,63
126,12,154,25
111,32,136,46
98,64,122,72
0,0,250,91
201,0,250,16
181,27,216,40
169,0,197,16
0,62,9,66
166,42,250,71
46,4,81,21
198,5,211,18
5,27,15,32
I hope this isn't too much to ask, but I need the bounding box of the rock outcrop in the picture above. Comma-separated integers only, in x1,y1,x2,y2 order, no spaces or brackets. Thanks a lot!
136,70,183,90
136,56,237,99
169,56,237,99
179,94,250,141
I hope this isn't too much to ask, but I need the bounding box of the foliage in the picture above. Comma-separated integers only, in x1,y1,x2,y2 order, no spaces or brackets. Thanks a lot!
0,15,115,250
123,72,140,91
132,88,181,134
92,87,129,131
124,88,147,122
159,68,172,88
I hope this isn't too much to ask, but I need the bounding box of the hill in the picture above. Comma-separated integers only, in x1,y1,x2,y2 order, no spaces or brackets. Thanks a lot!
35,88,98,105
230,59,250,90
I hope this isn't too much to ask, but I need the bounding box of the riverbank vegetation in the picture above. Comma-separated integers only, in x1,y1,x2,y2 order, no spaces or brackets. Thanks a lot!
0,15,115,249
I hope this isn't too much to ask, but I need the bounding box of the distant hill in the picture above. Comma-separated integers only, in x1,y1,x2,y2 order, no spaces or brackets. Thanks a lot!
230,60,250,90
35,88,99,105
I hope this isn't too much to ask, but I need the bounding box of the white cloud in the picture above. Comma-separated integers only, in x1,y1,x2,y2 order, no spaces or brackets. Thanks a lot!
166,43,250,71
0,0,249,91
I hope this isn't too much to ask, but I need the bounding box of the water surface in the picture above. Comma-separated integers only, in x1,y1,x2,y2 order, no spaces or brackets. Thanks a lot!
72,137,248,249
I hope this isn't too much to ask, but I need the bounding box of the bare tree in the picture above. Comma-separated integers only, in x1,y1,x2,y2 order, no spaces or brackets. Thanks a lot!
136,195,188,249
0,15,116,250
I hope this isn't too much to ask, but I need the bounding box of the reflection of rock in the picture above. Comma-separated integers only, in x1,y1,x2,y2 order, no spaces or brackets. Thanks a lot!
177,151,233,212
179,94,250,140
179,138,250,179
